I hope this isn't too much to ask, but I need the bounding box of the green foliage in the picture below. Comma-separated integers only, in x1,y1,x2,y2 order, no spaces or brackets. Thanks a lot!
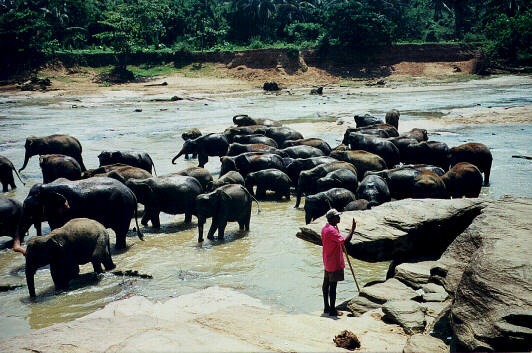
325,1,397,49
2,0,532,75
484,10,532,64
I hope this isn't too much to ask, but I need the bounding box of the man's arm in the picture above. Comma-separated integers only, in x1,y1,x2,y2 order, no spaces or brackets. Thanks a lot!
344,218,357,244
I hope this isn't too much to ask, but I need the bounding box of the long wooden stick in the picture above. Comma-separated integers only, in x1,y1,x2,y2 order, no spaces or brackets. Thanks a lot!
342,244,360,292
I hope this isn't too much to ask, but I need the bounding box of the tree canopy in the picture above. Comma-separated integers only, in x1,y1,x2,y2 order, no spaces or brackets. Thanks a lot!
0,0,530,71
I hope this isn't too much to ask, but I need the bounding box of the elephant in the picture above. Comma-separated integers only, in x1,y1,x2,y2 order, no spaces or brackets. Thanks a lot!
388,136,420,158
82,163,152,183
232,134,279,148
385,109,400,129
316,169,358,193
0,196,25,253
342,132,400,169
402,141,450,170
400,128,428,142
125,175,202,228
0,155,24,192
39,154,82,184
348,124,399,138
207,171,245,191
367,166,447,200
195,184,257,242
329,150,387,177
304,188,357,224
181,128,202,159
354,114,383,127
356,174,391,208
282,138,332,155
232,114,281,127
343,199,370,211
284,156,337,185
226,143,285,157
220,152,285,177
449,142,493,186
24,218,116,298
295,161,357,208
19,134,86,172
262,127,304,146
98,151,156,175
224,125,268,141
245,169,292,200
278,145,325,159
171,166,213,192
172,133,230,167
21,177,143,249
441,162,483,198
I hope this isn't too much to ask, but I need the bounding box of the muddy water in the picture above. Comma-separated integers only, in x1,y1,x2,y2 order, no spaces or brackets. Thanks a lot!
0,75,530,339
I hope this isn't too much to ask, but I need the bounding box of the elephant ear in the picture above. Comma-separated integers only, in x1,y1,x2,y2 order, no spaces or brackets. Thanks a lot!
42,191,70,216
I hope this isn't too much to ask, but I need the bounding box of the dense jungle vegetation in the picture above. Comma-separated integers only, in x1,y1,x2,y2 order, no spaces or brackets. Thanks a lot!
1,0,530,76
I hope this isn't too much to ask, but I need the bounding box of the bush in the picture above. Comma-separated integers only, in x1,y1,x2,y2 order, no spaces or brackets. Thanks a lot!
285,22,326,45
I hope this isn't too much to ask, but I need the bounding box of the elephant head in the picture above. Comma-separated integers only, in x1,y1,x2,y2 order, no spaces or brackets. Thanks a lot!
125,179,152,205
303,194,329,224
19,136,41,172
195,189,228,242
22,184,70,234
220,156,237,176
24,235,59,297
172,140,196,164
232,114,256,127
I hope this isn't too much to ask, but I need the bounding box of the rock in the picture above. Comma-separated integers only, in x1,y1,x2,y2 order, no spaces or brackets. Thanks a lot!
346,295,382,316
360,278,420,304
448,197,532,351
382,300,426,334
333,330,360,350
395,261,437,289
297,198,485,262
423,292,449,302
403,334,449,353
421,283,447,294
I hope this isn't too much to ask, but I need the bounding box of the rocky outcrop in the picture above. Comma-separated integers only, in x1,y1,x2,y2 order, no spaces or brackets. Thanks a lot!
436,196,532,351
382,300,426,334
297,198,485,262
403,334,449,353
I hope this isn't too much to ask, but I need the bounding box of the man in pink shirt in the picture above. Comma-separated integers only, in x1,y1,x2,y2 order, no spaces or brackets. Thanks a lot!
321,208,356,317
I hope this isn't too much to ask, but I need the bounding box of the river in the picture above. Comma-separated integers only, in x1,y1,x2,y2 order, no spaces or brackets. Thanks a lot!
0,75,530,339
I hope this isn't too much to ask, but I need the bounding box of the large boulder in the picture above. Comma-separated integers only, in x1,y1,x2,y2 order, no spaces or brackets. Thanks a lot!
403,334,449,353
382,300,426,334
394,261,437,289
444,197,532,351
297,198,485,262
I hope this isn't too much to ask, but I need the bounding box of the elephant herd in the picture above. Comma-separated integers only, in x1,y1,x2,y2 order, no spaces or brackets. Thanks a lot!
0,110,492,297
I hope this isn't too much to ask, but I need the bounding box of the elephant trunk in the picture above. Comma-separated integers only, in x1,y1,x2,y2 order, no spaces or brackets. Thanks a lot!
19,152,31,172
25,267,36,298
172,150,184,164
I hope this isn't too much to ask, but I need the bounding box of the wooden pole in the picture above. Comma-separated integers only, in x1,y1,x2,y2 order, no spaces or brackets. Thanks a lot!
342,244,360,292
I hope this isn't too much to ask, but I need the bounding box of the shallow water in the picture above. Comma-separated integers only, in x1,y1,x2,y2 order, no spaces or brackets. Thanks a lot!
0,75,530,339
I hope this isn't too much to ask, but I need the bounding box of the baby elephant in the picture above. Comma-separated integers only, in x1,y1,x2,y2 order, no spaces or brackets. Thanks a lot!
25,218,116,298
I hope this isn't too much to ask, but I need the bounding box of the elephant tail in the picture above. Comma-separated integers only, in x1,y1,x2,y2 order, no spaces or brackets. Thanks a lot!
12,165,25,186
249,192,261,214
133,204,144,241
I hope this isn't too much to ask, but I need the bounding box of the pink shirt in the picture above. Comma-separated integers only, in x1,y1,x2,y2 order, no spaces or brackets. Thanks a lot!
321,223,346,272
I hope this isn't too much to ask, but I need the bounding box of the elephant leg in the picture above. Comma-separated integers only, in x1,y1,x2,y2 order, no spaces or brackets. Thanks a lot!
218,221,227,239
35,222,42,237
2,181,7,192
198,154,208,168
141,210,150,226
92,261,104,273
207,220,217,240
483,161,492,186
256,187,266,199
184,212,192,224
184,153,190,160
151,212,161,228
50,262,71,290
238,220,245,230
192,153,198,159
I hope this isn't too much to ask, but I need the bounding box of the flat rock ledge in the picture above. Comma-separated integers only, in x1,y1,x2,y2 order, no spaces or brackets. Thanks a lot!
297,198,485,262
0,286,409,352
